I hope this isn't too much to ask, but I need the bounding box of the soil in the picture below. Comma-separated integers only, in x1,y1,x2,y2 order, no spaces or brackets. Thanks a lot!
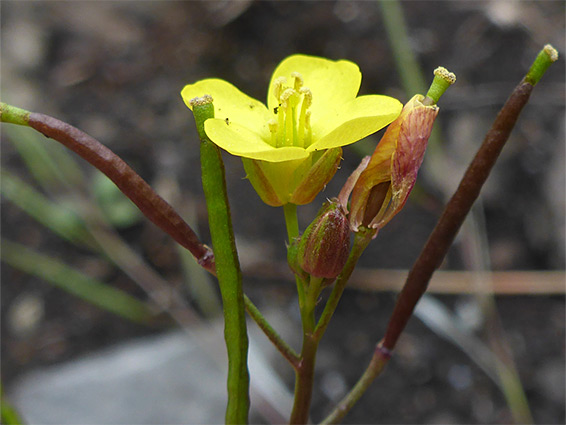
1,1,565,424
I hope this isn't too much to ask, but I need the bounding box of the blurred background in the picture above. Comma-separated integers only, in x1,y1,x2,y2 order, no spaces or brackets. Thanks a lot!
1,1,564,424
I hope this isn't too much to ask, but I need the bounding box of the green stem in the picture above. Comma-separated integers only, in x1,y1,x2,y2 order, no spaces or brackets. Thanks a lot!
320,342,391,424
525,44,559,86
283,202,300,242
313,229,374,340
379,0,427,95
284,202,307,313
0,102,30,126
244,294,300,368
191,97,249,424
289,275,319,424
282,201,319,424
288,229,373,424
289,331,319,424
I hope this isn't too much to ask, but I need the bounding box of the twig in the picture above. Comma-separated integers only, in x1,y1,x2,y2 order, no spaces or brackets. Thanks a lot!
244,295,300,368
0,103,215,275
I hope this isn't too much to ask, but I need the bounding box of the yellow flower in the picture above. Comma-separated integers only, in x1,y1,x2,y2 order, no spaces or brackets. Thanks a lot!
181,54,402,206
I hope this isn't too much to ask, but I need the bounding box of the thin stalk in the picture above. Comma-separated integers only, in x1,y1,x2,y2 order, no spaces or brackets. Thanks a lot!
379,0,427,96
244,294,300,368
290,275,321,424
191,97,249,424
284,201,318,424
465,203,533,423
283,202,300,242
289,330,319,425
287,229,374,424
320,342,391,424
313,229,374,340
284,202,307,313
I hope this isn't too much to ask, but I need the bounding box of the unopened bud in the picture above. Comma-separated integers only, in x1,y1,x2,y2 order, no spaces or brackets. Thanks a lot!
296,199,351,279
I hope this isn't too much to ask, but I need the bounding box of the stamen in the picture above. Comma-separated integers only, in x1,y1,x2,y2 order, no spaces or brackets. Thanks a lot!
291,72,304,91
280,88,295,108
280,89,296,147
273,77,287,102
268,73,313,148
304,111,312,146
268,119,278,147
299,87,312,109
297,87,312,148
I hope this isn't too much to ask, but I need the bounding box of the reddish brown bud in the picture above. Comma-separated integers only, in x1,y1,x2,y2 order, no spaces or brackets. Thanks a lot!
296,199,351,279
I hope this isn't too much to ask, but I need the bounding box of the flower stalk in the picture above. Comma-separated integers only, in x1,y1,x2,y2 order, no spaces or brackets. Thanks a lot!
244,295,300,368
320,342,392,425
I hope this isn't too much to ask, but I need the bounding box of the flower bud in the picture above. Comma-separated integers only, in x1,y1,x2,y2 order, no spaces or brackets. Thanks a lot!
296,199,351,279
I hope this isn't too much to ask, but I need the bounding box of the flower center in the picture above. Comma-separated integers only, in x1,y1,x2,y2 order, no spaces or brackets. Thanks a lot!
269,72,313,149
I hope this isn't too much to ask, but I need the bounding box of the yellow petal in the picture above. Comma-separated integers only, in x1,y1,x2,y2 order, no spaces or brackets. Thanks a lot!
307,95,402,152
267,55,362,116
181,78,271,138
205,119,309,162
